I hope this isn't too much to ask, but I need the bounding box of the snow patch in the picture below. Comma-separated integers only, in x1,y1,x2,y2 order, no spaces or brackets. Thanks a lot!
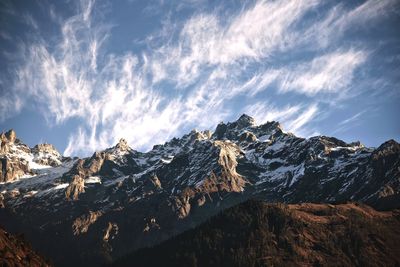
53,183,69,190
258,135,270,142
86,176,102,184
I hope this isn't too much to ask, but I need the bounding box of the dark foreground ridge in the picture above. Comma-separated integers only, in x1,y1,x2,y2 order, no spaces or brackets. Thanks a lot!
0,226,50,267
113,200,400,267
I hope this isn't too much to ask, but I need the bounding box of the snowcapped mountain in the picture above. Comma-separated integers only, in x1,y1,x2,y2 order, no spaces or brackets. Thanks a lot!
0,115,399,265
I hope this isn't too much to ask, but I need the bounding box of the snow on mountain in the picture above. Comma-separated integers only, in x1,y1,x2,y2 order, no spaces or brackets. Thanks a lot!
0,115,399,266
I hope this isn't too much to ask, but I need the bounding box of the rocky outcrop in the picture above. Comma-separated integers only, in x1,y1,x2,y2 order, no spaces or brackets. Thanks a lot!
0,193,4,208
103,222,119,242
115,138,130,152
65,153,108,181
239,131,257,142
72,211,104,235
1,130,28,183
169,140,247,219
149,174,162,189
31,143,62,167
171,193,192,219
65,175,85,200
143,218,160,233
0,130,17,154
0,129,61,171
0,115,399,266
213,141,247,192
0,157,31,183
236,114,256,129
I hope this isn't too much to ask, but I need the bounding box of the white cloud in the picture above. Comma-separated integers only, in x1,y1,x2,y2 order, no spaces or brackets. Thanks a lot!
2,0,395,156
149,0,319,87
0,92,23,122
244,102,301,125
338,111,365,127
279,50,367,96
303,0,398,48
243,102,319,137
286,104,319,134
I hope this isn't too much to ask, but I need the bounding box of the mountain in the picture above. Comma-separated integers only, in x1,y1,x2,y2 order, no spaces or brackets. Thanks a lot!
112,200,400,267
0,226,50,267
0,115,399,265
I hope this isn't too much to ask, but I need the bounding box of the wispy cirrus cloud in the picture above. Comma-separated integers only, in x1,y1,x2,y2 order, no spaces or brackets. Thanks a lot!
1,0,397,156
243,102,320,137
279,50,367,96
303,0,399,48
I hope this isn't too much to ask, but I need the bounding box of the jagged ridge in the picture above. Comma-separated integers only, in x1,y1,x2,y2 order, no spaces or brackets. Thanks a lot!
0,114,399,266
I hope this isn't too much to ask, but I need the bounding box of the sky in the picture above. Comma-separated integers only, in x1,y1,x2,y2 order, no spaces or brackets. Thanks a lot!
0,0,399,157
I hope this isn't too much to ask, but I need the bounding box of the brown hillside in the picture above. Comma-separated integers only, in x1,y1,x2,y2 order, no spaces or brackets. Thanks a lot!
113,200,400,267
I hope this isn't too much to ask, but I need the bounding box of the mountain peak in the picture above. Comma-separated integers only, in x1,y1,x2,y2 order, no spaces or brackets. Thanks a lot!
1,129,17,144
32,143,60,155
115,138,130,151
236,114,256,128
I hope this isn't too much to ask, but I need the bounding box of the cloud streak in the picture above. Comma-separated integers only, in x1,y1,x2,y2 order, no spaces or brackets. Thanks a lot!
1,0,396,156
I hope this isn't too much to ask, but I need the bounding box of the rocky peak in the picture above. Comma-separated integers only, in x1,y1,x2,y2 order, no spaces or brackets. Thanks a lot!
373,139,400,158
0,129,18,154
30,143,62,167
258,121,282,133
4,129,16,143
212,114,255,140
211,114,286,143
212,122,228,139
31,143,60,155
115,138,131,152
188,129,211,142
235,114,256,129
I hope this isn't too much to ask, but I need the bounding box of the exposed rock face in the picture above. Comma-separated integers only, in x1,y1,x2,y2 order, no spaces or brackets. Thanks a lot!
5,129,16,143
87,152,108,175
0,193,4,208
236,113,256,129
168,140,247,219
239,131,257,142
64,153,107,182
0,130,32,183
150,174,162,189
72,211,104,235
172,194,192,219
214,141,247,192
115,138,130,152
103,223,119,242
0,130,64,183
65,175,85,200
0,157,31,183
0,130,17,154
0,115,399,266
31,143,62,167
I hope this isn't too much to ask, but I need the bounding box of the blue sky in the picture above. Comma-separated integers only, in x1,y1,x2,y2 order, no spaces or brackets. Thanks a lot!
0,0,399,156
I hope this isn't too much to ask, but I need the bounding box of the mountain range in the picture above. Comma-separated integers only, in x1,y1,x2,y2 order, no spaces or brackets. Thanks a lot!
0,114,399,266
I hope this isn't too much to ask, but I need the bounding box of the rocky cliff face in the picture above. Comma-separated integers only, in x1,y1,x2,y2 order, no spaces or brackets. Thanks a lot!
0,130,62,183
0,115,399,266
